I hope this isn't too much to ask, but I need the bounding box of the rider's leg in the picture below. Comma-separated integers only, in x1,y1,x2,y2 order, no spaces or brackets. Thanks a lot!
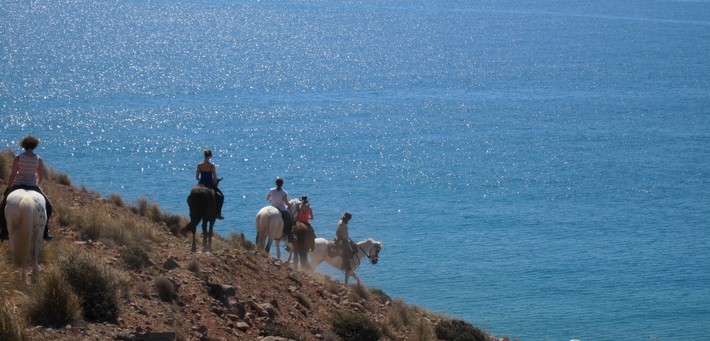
0,187,15,240
342,241,352,271
280,210,294,241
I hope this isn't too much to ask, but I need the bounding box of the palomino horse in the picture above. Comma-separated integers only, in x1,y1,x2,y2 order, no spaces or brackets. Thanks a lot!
255,198,301,260
310,238,383,285
179,183,218,252
4,189,47,283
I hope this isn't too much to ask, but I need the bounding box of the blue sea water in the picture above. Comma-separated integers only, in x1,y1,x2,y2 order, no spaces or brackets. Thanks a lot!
2,1,709,339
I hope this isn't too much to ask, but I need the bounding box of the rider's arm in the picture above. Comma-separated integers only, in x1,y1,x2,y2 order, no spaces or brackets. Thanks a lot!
195,165,201,181
211,164,218,184
37,157,45,184
6,156,19,187
308,207,314,220
284,193,290,207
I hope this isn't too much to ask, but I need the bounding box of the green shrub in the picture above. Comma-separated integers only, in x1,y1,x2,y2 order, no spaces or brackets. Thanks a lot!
0,298,25,341
59,249,121,322
331,311,381,341
155,277,177,302
435,319,488,341
27,267,81,327
119,245,152,271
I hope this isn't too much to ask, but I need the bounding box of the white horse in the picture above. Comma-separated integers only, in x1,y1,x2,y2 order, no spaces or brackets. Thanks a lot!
4,189,47,284
255,198,302,260
310,238,383,285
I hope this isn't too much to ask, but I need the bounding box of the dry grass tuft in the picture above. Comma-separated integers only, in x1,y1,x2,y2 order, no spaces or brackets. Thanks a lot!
0,298,26,341
59,248,125,322
155,276,178,302
0,246,20,300
26,266,82,327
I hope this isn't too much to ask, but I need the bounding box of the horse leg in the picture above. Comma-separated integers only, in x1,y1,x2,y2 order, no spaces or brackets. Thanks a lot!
299,248,309,271
207,220,214,251
275,240,281,260
351,272,361,286
201,219,209,252
265,236,273,255
32,229,42,282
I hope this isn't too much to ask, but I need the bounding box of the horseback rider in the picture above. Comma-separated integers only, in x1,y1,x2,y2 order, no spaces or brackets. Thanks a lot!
196,149,224,219
0,135,53,241
296,196,314,228
335,212,353,272
266,177,293,242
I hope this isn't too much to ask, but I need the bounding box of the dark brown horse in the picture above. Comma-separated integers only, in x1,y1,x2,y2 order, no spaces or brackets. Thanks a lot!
179,184,218,252
291,221,316,271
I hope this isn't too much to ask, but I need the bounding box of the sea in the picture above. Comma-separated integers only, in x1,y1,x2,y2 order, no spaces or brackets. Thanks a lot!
1,1,708,340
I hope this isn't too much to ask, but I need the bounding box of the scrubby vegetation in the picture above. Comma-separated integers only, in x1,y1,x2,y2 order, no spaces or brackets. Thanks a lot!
59,248,127,322
0,149,497,340
331,310,382,341
435,318,489,341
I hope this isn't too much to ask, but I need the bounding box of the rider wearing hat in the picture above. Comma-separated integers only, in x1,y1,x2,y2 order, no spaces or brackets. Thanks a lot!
335,212,353,272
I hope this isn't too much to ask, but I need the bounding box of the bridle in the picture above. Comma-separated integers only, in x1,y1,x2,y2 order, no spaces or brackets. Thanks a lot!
353,240,381,265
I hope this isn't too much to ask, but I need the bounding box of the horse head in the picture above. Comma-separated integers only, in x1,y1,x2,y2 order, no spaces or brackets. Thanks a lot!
367,240,383,265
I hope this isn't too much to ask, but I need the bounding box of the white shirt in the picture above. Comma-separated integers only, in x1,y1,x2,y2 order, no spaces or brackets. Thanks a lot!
267,188,288,211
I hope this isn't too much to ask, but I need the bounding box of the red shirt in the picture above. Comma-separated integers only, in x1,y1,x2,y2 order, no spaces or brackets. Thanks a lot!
297,205,313,223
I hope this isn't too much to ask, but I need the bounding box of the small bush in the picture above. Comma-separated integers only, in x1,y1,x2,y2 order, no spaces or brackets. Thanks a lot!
46,168,71,186
226,232,255,251
60,249,121,322
294,292,313,310
119,245,152,271
435,319,488,341
411,316,436,341
186,259,201,274
369,288,391,303
349,283,370,302
26,267,81,327
155,277,177,302
0,298,25,341
259,322,302,340
107,194,126,207
331,311,381,341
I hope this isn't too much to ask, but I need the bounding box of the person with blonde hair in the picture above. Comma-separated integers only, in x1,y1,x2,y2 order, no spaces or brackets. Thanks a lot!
0,135,53,241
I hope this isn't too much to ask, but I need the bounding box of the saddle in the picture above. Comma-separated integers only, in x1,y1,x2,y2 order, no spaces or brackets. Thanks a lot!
327,239,355,258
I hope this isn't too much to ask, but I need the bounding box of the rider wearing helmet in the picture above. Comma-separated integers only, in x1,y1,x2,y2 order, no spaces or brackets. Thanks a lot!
266,177,293,242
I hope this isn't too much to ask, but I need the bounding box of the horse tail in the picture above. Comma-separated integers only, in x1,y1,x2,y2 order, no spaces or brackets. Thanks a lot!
10,196,38,268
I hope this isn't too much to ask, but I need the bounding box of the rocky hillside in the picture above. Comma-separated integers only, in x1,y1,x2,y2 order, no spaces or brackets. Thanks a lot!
0,152,498,341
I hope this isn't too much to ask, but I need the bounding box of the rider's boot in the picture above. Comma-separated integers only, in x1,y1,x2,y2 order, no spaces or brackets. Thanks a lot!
0,215,8,241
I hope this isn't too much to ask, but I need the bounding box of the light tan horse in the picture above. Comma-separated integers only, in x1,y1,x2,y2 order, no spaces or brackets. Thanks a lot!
310,238,382,285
